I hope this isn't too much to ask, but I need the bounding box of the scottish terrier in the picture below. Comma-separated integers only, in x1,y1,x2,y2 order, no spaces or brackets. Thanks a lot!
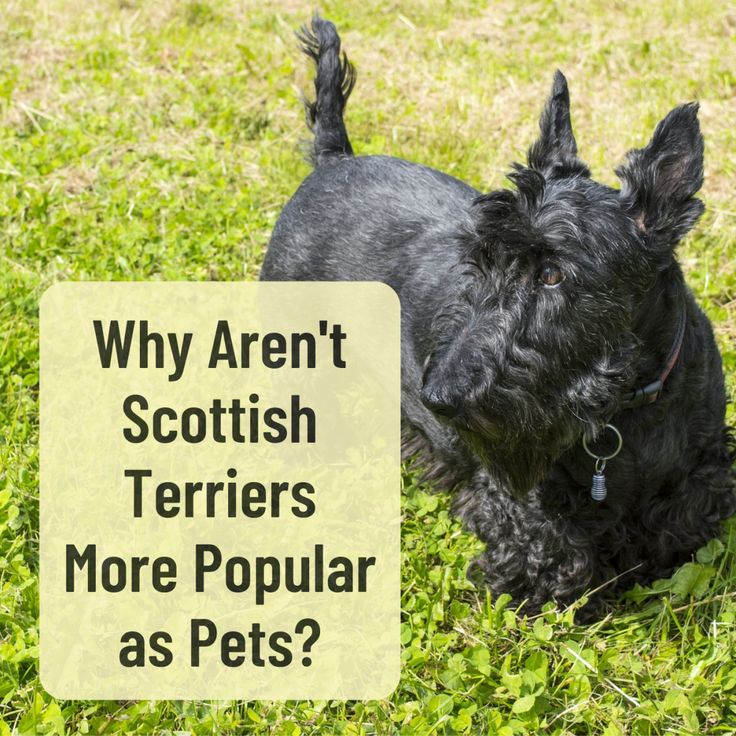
260,16,735,613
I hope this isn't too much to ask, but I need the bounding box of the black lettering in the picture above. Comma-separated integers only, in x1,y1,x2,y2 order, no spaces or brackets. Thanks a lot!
122,394,149,443
93,320,135,368
190,619,217,666
66,543,96,592
125,468,152,517
149,631,174,667
195,544,221,592
208,320,237,368
291,482,316,518
119,631,146,667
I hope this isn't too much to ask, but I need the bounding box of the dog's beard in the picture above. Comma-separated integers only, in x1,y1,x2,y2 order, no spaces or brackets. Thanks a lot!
457,414,583,497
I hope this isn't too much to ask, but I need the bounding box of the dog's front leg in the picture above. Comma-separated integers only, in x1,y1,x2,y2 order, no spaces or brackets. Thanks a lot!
453,470,607,613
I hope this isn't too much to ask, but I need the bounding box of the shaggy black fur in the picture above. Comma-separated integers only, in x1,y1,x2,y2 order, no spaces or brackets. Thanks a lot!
260,16,736,614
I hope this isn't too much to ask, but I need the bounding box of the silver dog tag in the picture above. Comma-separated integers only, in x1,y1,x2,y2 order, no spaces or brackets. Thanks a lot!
583,424,622,503
590,467,607,502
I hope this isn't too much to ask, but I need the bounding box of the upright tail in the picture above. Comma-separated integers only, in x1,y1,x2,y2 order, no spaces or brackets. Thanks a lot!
296,16,356,165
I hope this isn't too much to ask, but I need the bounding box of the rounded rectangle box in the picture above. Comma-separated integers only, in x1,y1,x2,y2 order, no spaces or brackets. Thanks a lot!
40,281,400,700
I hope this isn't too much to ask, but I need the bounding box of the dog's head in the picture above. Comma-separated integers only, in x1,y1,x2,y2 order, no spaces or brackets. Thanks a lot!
421,71,704,496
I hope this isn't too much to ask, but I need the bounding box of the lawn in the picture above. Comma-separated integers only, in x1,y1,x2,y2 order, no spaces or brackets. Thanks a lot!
1,0,736,733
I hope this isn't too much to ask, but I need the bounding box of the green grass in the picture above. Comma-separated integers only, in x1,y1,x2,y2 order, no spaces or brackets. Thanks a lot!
1,0,736,733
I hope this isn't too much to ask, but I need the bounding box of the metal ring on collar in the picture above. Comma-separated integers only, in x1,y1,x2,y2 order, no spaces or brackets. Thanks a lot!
582,423,623,461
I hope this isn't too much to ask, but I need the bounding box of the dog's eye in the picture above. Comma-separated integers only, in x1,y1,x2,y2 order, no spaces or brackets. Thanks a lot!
539,262,564,287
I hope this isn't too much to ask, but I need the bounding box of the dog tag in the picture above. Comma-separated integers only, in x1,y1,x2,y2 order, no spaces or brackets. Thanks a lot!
582,424,622,503
590,462,607,502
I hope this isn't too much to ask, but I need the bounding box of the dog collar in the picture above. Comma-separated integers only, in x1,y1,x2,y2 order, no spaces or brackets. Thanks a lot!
620,305,687,410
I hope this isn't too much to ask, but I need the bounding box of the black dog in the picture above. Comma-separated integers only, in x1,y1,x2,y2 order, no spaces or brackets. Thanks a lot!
261,16,735,613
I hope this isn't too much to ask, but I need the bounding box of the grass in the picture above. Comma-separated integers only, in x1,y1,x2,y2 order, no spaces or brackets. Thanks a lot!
1,0,735,733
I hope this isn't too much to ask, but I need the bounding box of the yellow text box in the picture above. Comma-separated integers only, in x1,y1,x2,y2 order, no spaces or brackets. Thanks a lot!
40,282,400,699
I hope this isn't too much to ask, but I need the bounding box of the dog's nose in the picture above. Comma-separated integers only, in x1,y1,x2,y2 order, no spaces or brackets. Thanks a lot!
420,386,461,419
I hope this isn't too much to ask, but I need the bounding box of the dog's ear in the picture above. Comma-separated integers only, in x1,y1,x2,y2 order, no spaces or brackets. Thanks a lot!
616,103,704,250
527,71,590,178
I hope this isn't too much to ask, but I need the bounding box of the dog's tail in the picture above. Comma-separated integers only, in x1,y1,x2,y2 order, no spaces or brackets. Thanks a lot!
296,15,355,165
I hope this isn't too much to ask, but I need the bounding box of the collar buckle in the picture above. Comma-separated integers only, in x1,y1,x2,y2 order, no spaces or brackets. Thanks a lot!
623,379,663,409
633,378,664,405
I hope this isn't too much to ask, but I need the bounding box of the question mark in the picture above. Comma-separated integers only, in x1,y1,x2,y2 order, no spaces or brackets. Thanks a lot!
295,618,320,666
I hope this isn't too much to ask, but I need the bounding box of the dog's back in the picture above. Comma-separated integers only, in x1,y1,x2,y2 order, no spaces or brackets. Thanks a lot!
262,155,475,283
260,16,478,292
